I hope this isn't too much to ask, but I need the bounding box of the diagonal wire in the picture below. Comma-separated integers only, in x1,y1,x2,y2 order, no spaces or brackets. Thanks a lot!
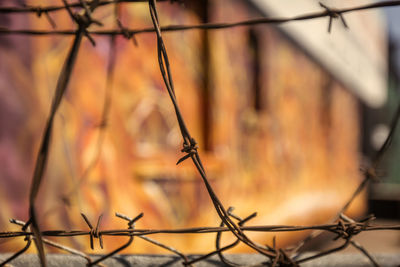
147,0,276,260
292,98,400,259
26,1,102,266
28,28,84,267
0,1,399,266
63,0,120,201
0,219,32,267
115,213,191,266
5,219,103,267
88,213,143,266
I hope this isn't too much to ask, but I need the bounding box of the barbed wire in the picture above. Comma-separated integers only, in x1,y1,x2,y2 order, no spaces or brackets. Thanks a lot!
1,0,400,36
2,217,400,239
0,0,171,14
0,0,400,266
1,212,399,266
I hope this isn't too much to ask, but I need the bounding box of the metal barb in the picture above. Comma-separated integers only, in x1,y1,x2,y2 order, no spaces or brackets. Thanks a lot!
81,213,103,250
0,220,33,267
25,4,57,29
320,2,349,33
62,0,102,46
88,213,143,266
148,0,277,260
117,19,139,46
0,1,399,267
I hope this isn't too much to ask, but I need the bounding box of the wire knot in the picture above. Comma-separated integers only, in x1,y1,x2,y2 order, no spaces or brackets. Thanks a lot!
117,19,138,46
337,220,361,240
365,166,382,182
319,2,348,33
335,214,376,242
62,0,103,46
177,138,198,165
81,213,104,250
33,6,43,17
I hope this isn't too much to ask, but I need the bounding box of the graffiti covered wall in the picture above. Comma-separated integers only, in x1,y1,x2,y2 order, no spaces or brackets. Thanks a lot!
0,0,372,253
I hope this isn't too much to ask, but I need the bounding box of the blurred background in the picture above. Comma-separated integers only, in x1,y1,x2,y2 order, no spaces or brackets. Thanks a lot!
0,0,398,254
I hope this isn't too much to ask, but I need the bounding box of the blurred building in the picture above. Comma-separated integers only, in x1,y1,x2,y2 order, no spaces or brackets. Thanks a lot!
0,0,387,253
366,36,400,220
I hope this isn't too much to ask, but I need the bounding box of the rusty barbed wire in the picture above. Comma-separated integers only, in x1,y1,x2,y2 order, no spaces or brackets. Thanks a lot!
0,0,400,267
8,219,103,267
149,0,276,261
290,96,400,259
0,0,171,14
1,215,400,265
22,1,104,266
1,0,400,36
2,218,400,239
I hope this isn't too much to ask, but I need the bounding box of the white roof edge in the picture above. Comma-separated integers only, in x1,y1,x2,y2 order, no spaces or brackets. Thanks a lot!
250,0,388,108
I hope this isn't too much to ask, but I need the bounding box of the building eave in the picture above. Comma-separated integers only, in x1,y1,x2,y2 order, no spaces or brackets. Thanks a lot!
249,0,388,108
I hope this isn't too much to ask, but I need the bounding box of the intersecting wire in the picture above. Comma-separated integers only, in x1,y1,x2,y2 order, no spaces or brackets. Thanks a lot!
1,219,400,239
294,214,377,265
0,220,32,267
1,214,399,267
111,213,192,266
184,207,266,267
2,213,193,267
1,0,400,36
0,0,400,267
290,97,400,264
2,219,103,267
0,0,170,14
22,1,103,266
149,0,279,261
1,216,400,265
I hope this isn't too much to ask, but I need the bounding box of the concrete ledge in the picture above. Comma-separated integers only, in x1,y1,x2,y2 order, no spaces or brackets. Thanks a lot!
1,253,399,266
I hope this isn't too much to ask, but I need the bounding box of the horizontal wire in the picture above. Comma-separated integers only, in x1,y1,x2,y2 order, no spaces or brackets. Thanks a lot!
1,0,400,36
